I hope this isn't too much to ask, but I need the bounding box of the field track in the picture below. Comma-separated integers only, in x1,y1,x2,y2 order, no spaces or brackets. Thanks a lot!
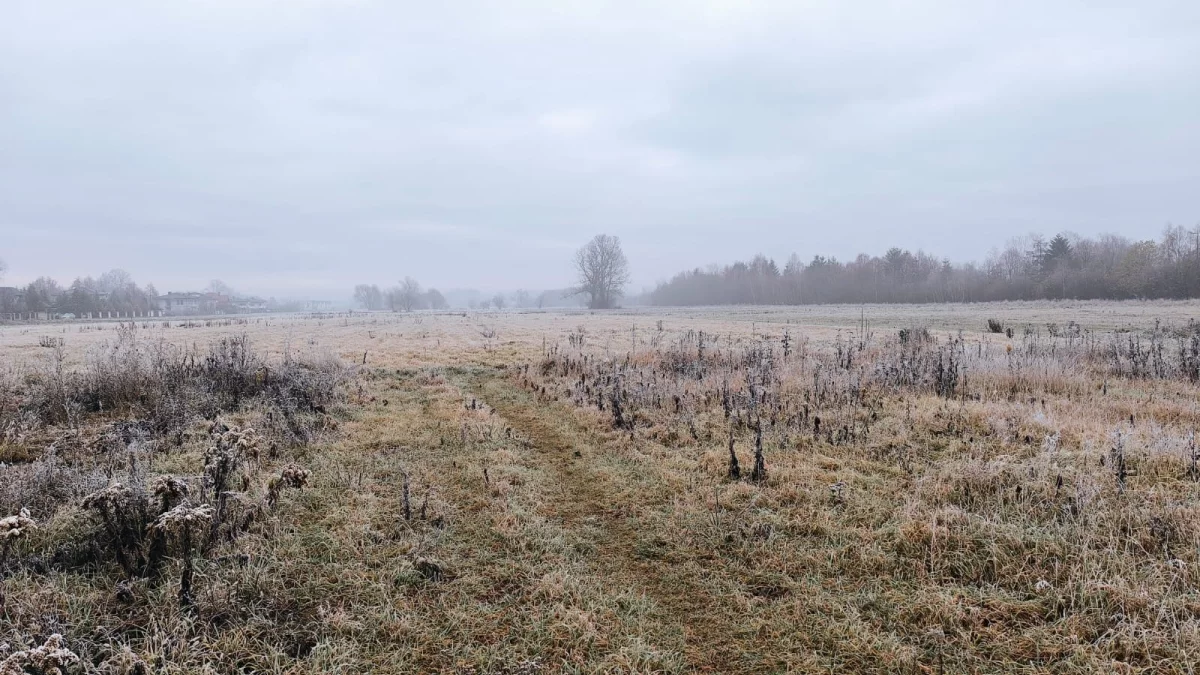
459,369,746,673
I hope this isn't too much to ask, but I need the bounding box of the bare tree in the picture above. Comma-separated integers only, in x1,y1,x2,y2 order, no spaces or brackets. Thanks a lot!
98,269,134,293
144,283,160,310
570,234,630,309
397,277,422,312
354,284,370,309
0,258,8,313
512,289,531,308
492,293,507,310
24,277,61,312
425,288,449,310
207,279,236,297
354,284,385,310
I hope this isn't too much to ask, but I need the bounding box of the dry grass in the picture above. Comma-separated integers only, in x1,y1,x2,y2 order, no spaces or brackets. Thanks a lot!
0,300,1198,673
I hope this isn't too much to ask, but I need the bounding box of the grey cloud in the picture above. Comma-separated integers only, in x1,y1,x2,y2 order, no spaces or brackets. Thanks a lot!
2,0,1197,296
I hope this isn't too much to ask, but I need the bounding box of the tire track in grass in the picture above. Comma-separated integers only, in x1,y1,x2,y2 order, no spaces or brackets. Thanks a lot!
457,368,744,674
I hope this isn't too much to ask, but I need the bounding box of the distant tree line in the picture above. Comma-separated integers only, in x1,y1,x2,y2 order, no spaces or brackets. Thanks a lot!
0,268,303,317
0,268,161,315
354,278,449,311
649,226,1200,306
463,289,587,310
354,279,593,311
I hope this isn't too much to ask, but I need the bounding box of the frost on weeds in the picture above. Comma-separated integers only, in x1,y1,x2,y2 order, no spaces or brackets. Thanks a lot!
0,634,81,675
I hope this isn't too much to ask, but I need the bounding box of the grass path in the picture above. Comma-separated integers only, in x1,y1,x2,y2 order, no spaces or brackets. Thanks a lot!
457,369,748,674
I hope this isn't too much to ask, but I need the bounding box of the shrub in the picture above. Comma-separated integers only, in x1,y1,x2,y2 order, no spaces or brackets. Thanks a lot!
19,327,348,440
898,327,931,344
0,448,106,520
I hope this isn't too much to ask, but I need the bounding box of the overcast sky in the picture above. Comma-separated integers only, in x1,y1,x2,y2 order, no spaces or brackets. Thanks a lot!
2,0,1198,297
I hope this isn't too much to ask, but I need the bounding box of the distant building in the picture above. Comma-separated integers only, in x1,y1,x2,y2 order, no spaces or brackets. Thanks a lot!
160,292,279,315
0,286,24,307
160,292,205,314
0,287,26,316
160,291,233,315
232,297,268,313
304,299,334,311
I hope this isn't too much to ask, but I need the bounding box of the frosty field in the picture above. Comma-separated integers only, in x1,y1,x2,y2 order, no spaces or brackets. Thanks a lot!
1,300,1199,673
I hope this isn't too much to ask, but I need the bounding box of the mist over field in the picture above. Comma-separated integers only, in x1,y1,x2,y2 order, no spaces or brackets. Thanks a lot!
4,3,1200,673
3,0,1199,302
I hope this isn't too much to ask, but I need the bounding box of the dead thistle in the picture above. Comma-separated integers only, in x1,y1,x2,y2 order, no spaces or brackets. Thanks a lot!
0,508,35,543
265,464,311,509
727,430,740,480
82,484,151,577
151,476,189,512
1,507,35,567
0,634,81,675
149,503,214,607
